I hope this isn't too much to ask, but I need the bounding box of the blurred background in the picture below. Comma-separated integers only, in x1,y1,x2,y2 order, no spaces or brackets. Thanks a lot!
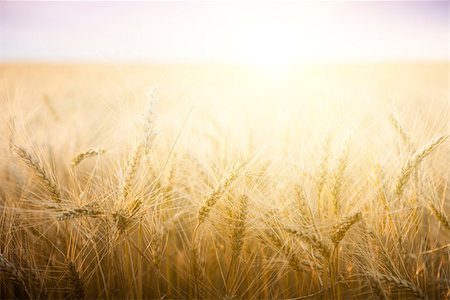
0,1,448,153
0,1,448,66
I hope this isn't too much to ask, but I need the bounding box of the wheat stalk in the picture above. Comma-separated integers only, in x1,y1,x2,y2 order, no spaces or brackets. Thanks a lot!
374,272,427,300
121,91,158,199
330,211,362,244
388,113,414,151
7,116,16,150
65,261,85,299
12,143,61,203
149,225,164,268
0,254,25,284
142,87,158,154
112,197,142,234
284,226,332,258
395,135,448,199
316,134,331,205
331,147,348,216
71,148,106,167
369,275,388,300
57,207,103,221
122,143,144,200
373,166,393,219
0,254,34,298
190,244,205,299
295,185,314,223
428,203,450,231
197,168,239,227
263,229,312,272
230,194,249,260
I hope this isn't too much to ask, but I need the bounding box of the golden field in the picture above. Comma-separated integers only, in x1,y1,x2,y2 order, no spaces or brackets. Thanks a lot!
0,63,449,299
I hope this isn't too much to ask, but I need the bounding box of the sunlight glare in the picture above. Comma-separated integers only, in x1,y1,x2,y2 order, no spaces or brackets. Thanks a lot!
232,18,301,74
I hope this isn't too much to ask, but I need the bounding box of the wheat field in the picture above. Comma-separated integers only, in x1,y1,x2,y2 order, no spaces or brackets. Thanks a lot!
0,63,449,299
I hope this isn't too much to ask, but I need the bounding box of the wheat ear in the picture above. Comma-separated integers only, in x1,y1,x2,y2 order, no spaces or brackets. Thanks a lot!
142,87,158,154
330,212,362,244
230,194,249,259
0,254,33,298
295,185,314,223
428,203,450,231
197,168,239,227
122,143,144,199
149,225,164,268
388,113,414,151
395,135,448,199
369,275,388,300
58,207,103,221
0,254,24,284
263,229,312,272
374,272,427,300
71,148,106,167
316,134,331,205
65,261,85,299
284,226,332,258
331,147,348,216
12,143,61,203
112,197,142,234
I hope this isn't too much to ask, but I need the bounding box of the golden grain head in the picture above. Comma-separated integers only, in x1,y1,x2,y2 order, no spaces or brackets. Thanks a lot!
1,62,448,299
330,211,362,244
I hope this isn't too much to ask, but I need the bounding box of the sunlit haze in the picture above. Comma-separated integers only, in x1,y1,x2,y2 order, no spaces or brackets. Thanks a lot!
0,2,450,300
0,1,448,68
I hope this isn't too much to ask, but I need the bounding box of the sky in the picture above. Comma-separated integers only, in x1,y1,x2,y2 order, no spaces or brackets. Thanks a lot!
0,1,448,65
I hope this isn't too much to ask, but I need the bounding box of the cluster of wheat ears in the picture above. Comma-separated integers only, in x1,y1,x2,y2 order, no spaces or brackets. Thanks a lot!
0,88,449,300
